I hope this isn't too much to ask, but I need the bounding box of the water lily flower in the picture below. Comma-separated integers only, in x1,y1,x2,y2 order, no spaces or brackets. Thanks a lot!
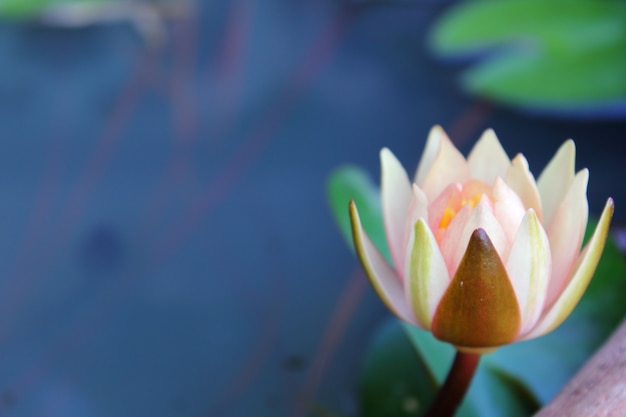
349,126,613,352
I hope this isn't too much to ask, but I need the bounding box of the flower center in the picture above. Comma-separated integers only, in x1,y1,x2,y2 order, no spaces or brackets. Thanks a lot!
438,180,494,230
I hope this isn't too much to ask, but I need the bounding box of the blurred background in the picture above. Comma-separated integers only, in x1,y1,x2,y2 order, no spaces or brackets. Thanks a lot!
0,0,624,416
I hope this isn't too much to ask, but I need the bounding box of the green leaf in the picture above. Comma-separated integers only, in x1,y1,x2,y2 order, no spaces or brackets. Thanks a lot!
327,166,391,263
402,324,454,383
429,0,626,110
0,0,112,19
487,218,626,403
360,319,465,417
470,365,540,417
0,0,52,17
431,0,626,55
463,41,626,107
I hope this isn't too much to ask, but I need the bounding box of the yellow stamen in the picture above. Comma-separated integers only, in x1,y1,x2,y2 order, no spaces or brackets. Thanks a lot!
437,180,494,232
439,207,458,230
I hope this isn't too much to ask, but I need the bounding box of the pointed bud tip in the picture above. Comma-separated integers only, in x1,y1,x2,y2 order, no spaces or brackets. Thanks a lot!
471,227,489,242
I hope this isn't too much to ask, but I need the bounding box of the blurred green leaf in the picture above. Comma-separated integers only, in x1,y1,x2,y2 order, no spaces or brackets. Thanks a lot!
402,324,453,383
473,365,540,417
463,43,626,106
431,0,626,55
360,319,454,417
430,0,626,110
0,0,107,18
327,166,391,263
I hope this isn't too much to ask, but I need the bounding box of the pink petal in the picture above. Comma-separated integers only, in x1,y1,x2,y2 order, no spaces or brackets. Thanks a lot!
524,199,613,340
404,219,451,330
493,177,527,243
467,129,511,185
537,140,576,228
420,129,470,202
381,148,413,272
544,169,589,309
504,154,543,222
350,200,417,325
505,210,551,336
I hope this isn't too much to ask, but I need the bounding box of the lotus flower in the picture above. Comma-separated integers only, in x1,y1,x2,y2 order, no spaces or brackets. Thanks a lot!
349,126,613,352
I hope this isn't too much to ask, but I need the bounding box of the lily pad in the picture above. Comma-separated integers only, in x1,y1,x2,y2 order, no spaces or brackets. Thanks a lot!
429,0,626,114
360,319,441,417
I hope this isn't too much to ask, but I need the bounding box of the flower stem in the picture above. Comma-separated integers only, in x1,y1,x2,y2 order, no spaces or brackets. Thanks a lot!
424,350,481,417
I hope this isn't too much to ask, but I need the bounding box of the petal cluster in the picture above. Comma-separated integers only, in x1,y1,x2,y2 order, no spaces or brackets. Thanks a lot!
350,126,613,352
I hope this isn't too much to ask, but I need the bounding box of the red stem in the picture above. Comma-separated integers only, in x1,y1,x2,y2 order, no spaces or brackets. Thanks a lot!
425,351,481,417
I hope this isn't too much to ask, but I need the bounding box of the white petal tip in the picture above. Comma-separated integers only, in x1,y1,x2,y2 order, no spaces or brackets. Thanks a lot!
431,125,445,135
